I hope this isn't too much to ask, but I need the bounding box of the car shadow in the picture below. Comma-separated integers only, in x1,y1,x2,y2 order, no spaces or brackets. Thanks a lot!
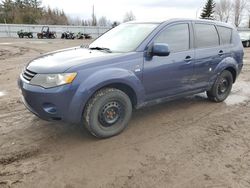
32,93,213,143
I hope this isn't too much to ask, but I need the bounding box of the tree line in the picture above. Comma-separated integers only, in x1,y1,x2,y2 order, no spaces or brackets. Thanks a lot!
200,0,250,27
0,0,68,25
0,0,136,26
5,0,249,28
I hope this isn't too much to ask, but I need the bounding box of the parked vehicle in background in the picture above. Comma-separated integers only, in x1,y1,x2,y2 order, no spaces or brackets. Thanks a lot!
19,19,244,138
76,32,84,39
239,32,250,47
17,30,33,38
37,26,56,39
84,33,92,39
61,31,75,39
76,32,92,39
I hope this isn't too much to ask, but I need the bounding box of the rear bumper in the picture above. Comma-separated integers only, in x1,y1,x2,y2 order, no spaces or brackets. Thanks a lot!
238,63,243,75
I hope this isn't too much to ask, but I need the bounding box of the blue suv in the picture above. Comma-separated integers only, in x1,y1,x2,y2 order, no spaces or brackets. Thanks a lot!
18,19,244,138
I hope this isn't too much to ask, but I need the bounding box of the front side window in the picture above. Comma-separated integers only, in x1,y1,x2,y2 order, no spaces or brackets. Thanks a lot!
217,26,232,45
154,24,190,53
195,24,219,48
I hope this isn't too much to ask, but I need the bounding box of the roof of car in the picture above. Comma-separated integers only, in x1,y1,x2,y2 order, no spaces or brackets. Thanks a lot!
128,18,235,29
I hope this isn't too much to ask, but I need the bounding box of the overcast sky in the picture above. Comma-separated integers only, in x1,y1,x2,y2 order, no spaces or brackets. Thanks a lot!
42,0,205,22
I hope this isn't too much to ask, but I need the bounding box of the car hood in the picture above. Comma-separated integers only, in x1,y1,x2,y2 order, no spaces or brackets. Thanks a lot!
27,47,122,73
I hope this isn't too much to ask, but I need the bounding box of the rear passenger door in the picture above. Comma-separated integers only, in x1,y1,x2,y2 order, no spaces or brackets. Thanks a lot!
193,23,223,89
213,25,233,70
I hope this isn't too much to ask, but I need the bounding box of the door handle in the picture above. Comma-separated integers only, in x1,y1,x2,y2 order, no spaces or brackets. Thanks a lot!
218,50,224,56
184,56,192,63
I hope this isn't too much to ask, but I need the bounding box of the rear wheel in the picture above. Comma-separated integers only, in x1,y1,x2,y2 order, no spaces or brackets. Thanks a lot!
207,70,233,102
51,34,56,39
246,41,250,48
37,34,42,39
83,88,132,138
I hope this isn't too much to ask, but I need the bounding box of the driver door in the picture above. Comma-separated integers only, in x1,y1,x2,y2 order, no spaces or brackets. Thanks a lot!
143,22,195,101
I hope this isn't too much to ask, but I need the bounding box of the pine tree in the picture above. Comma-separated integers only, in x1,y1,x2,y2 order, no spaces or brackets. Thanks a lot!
0,0,69,24
0,0,15,23
200,0,216,19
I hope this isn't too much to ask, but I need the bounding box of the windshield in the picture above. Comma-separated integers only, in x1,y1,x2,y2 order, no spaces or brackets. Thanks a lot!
89,23,159,53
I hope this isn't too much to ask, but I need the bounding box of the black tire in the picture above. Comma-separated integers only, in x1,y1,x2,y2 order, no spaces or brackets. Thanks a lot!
246,41,250,48
19,34,24,38
207,70,233,102
37,34,42,39
28,34,33,38
83,88,132,138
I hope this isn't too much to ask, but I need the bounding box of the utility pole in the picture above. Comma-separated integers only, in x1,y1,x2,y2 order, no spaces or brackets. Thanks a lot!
92,5,97,26
4,18,10,37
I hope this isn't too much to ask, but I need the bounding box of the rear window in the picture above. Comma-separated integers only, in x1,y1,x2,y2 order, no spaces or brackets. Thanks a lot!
195,24,219,48
217,26,232,45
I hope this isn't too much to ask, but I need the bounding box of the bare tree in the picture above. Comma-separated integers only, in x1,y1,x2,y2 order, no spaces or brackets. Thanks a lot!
233,0,247,27
123,11,136,23
98,16,110,26
68,16,82,26
215,0,231,22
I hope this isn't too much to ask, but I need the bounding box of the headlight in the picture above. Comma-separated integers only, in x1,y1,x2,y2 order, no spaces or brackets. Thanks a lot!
30,73,77,88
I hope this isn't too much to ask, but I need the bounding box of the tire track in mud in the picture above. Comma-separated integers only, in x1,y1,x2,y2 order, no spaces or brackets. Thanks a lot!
0,148,40,165
104,101,250,188
0,98,222,188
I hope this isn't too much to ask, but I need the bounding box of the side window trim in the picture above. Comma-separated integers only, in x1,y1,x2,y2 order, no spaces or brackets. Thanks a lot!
215,25,233,46
193,22,220,49
214,25,221,45
152,22,192,53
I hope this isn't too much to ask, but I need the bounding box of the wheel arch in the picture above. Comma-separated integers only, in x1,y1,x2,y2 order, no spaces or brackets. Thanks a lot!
93,82,138,107
76,81,139,125
224,66,237,83
212,57,239,85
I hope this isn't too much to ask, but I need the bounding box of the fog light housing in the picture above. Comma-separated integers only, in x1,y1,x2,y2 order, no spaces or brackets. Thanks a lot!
42,103,57,114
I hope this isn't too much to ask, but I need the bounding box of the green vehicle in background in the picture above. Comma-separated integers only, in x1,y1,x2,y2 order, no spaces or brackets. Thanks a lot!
17,30,33,38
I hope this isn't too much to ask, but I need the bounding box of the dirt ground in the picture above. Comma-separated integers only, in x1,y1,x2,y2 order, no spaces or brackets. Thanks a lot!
0,38,250,188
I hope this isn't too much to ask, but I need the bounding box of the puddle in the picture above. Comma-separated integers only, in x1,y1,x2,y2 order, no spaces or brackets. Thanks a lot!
225,81,250,105
0,91,6,97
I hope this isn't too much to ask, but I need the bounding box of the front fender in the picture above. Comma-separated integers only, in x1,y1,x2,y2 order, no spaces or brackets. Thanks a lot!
68,68,145,124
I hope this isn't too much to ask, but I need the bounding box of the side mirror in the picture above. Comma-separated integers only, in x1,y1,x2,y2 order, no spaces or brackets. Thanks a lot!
152,43,170,57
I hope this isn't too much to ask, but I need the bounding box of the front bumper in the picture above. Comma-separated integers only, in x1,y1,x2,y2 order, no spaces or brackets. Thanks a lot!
18,75,77,123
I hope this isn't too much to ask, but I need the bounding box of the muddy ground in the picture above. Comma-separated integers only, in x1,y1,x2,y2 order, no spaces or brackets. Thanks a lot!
0,38,250,188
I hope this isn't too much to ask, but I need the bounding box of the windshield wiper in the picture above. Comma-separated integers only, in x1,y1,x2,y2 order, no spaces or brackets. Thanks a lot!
89,47,112,53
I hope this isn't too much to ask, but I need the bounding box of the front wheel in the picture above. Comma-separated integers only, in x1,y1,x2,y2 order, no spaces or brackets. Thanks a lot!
83,88,132,138
207,70,233,102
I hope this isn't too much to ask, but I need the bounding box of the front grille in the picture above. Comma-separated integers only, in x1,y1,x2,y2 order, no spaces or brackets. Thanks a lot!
22,68,37,82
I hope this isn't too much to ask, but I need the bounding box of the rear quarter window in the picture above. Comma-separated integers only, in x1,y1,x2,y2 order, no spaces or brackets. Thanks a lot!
195,24,219,48
217,26,232,45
